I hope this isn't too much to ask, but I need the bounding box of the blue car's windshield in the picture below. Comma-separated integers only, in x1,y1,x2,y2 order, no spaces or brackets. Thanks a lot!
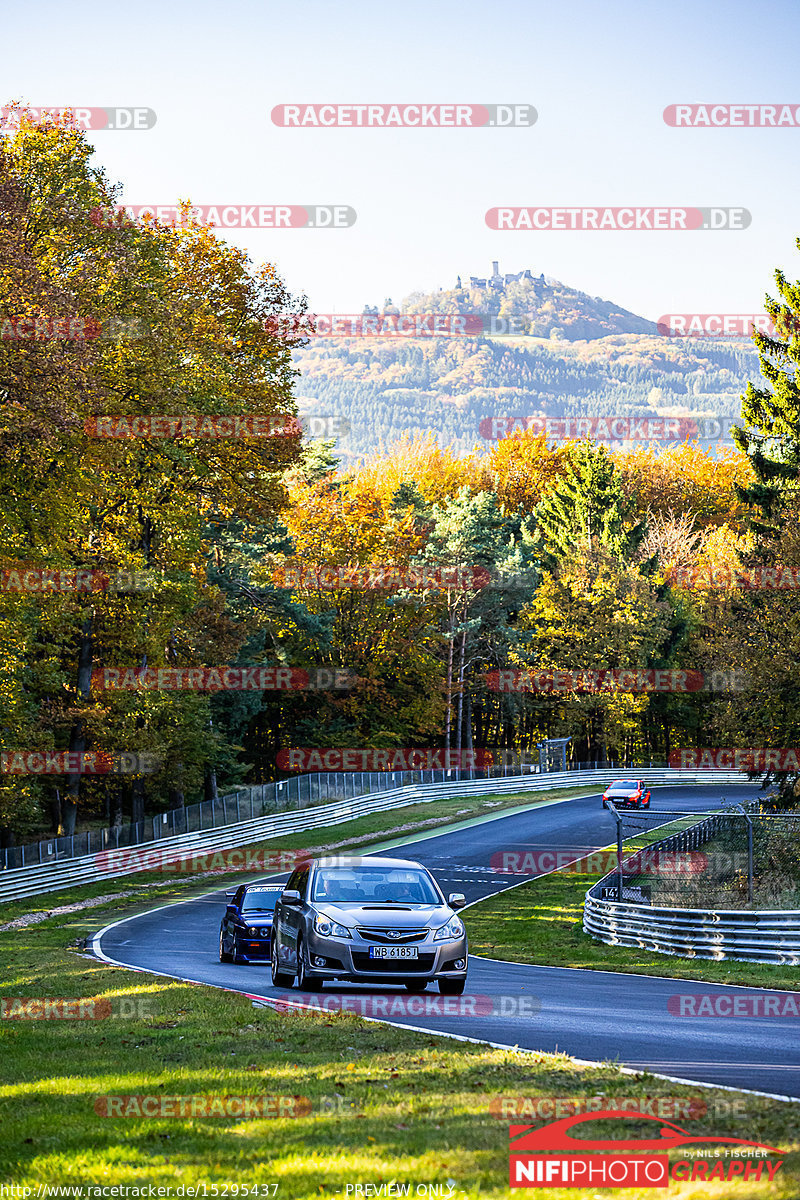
311,867,441,905
241,889,281,914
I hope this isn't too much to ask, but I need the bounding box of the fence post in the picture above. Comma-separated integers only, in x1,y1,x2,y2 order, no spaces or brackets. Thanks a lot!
733,803,754,907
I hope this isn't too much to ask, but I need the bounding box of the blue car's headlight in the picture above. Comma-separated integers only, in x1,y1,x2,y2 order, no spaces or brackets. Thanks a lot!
314,914,351,938
434,916,464,942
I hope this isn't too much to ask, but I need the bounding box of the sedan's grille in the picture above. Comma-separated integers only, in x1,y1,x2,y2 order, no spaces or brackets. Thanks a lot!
351,953,436,973
357,927,428,944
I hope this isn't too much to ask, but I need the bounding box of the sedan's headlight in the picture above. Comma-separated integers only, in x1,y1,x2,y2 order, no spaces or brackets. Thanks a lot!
433,916,464,942
313,914,351,938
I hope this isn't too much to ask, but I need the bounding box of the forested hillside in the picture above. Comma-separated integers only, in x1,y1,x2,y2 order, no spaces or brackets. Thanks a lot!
296,274,758,459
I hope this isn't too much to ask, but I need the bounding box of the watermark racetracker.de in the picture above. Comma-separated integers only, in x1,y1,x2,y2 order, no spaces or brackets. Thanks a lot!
271,103,537,127
89,666,353,692
1,751,158,775
0,105,156,130
90,204,356,229
657,313,800,338
276,748,494,771
267,992,541,1018
664,103,800,127
479,415,741,442
668,992,800,1018
1,996,157,1019
84,415,303,439
486,206,751,230
486,668,748,693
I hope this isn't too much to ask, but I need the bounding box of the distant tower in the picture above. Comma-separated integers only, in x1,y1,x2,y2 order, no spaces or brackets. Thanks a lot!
456,275,462,289
492,261,500,277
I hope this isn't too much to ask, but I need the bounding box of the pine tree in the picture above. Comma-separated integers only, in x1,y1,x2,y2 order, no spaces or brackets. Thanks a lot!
534,441,647,566
733,248,800,545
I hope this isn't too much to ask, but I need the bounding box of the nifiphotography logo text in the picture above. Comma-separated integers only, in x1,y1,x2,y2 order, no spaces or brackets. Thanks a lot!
508,1111,784,1188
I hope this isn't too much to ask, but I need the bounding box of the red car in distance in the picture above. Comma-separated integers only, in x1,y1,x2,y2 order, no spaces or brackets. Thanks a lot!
602,779,651,809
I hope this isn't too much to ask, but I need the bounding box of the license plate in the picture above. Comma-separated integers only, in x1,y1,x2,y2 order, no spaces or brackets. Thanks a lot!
368,946,419,960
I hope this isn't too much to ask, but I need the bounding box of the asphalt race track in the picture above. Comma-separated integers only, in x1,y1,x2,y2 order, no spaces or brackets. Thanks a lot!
93,784,800,1100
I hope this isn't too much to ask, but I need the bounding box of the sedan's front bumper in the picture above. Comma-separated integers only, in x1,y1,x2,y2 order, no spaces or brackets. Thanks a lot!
304,928,468,981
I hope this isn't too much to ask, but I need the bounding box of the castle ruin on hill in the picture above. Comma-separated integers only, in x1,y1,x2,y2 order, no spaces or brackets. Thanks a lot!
458,261,547,290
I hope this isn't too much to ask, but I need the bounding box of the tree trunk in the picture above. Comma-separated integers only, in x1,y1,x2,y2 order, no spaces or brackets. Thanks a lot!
49,788,62,834
168,765,185,811
465,691,474,771
110,784,123,830
130,777,145,828
455,629,467,762
0,826,16,868
444,612,455,754
204,764,218,805
62,614,93,836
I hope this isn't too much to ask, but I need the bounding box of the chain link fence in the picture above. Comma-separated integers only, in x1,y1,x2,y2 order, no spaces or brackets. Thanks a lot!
2,757,666,871
597,799,800,910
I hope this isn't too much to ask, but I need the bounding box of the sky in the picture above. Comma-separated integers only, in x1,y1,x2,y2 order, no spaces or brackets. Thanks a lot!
4,0,799,322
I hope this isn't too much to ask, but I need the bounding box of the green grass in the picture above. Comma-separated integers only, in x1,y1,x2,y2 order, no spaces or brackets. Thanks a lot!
463,849,800,990
1,890,798,1196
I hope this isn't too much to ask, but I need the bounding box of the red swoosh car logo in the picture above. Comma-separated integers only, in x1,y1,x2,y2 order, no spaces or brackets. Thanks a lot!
509,1111,783,1154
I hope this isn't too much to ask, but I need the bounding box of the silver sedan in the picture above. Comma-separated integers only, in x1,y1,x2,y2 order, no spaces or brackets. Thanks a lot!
271,855,468,994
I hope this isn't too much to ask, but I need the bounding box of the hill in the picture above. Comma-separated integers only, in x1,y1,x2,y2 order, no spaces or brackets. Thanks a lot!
294,266,757,461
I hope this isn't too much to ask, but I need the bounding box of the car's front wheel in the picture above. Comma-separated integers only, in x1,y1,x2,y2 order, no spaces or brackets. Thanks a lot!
296,936,324,992
271,936,295,989
219,929,233,963
438,978,466,995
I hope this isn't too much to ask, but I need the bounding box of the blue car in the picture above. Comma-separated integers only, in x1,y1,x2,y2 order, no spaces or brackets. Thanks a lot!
219,882,284,964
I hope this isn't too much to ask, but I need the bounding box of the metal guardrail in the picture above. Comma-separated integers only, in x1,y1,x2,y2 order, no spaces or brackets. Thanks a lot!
0,758,741,871
6,759,607,870
583,809,800,965
0,768,745,903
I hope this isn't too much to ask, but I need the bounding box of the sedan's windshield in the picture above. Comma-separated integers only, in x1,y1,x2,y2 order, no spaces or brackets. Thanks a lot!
615,781,639,788
311,867,441,905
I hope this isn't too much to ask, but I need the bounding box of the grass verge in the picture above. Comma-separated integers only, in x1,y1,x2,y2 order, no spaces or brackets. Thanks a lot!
463,844,800,990
0,889,797,1196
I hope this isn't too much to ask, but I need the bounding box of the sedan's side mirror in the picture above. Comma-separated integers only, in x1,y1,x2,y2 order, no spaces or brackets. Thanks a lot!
225,889,237,898
281,889,303,906
448,893,466,910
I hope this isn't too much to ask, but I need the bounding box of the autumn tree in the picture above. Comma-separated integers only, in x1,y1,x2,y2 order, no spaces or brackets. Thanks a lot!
1,113,306,837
